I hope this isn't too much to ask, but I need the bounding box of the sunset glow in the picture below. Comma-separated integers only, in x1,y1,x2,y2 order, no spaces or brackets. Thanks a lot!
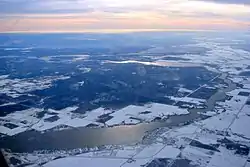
0,0,250,32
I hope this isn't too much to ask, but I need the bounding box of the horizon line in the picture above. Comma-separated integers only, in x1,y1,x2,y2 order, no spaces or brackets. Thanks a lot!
0,29,228,34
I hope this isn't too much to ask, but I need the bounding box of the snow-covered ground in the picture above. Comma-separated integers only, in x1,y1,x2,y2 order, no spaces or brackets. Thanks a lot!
40,55,89,63
169,96,206,105
4,81,250,167
106,103,189,126
0,75,70,98
177,37,250,75
1,34,250,167
104,60,201,67
104,36,250,76
0,103,189,136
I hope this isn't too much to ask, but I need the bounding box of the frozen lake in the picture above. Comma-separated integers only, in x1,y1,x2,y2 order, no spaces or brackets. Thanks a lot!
0,74,236,152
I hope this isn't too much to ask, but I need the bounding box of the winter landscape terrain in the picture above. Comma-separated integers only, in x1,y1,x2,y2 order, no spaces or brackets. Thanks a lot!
0,31,250,167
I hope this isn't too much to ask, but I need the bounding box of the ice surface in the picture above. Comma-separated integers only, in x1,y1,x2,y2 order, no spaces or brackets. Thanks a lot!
106,103,189,126
122,159,151,167
169,96,206,105
43,157,126,167
199,112,235,131
207,146,247,167
114,146,140,158
230,114,250,139
154,146,180,159
134,144,164,158
178,87,193,93
181,145,212,167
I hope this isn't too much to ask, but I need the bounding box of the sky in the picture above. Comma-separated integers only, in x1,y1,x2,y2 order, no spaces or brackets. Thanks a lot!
0,0,250,33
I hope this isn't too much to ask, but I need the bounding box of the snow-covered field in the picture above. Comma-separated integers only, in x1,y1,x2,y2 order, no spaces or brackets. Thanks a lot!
106,104,189,126
3,81,250,167
0,75,70,98
1,34,250,167
0,103,189,136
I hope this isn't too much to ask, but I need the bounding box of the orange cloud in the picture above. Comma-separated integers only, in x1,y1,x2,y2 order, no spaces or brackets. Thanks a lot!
1,11,249,33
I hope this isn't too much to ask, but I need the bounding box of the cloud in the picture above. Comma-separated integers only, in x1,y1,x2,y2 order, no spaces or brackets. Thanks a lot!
1,11,249,33
1,0,250,14
0,0,249,17
0,0,250,32
0,0,92,14
202,0,250,5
